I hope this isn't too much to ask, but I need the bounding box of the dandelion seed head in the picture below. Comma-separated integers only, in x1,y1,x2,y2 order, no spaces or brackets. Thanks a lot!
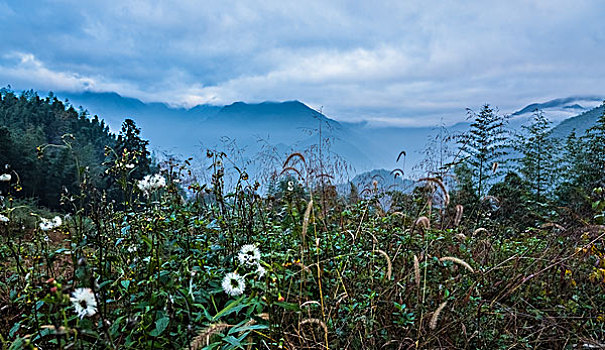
222,272,245,296
70,287,97,319
238,244,261,266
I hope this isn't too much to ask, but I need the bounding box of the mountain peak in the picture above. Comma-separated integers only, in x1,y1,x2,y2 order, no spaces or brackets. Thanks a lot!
512,95,602,116
216,100,332,124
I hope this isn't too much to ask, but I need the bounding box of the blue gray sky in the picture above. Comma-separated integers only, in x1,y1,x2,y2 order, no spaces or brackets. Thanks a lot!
1,0,604,126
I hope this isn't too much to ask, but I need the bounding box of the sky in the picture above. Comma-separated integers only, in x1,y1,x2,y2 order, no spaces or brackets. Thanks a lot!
0,0,604,126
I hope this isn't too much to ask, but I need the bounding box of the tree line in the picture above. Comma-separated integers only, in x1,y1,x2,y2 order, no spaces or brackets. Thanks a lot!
0,88,152,209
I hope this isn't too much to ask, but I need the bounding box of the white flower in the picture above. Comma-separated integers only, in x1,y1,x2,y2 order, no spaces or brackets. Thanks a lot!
237,244,261,266
125,164,135,169
70,287,97,319
39,216,62,231
52,216,62,227
127,245,138,253
287,181,294,192
39,218,54,231
0,214,8,223
0,174,10,182
222,272,246,296
256,265,266,278
137,174,166,195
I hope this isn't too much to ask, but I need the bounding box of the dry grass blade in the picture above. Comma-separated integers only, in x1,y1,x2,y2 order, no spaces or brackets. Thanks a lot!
396,150,406,162
190,323,231,350
454,204,464,226
455,233,467,241
439,256,475,273
473,227,488,236
415,216,430,229
374,249,392,280
429,301,448,330
301,300,321,308
390,168,404,178
541,222,566,231
419,177,450,206
302,199,313,254
300,318,328,336
413,254,421,288
280,166,303,179
283,152,306,168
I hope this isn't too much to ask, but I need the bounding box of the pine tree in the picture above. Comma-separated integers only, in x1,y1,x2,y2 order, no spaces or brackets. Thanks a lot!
515,110,558,201
115,119,151,179
456,104,509,201
577,106,605,191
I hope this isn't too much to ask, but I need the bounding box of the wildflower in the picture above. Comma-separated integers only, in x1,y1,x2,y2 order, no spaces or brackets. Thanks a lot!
52,216,62,227
39,218,54,231
39,216,62,231
0,214,8,223
70,288,97,319
127,245,138,253
287,181,294,191
238,244,261,266
256,265,266,278
125,164,135,169
0,174,10,182
137,174,166,195
222,272,246,296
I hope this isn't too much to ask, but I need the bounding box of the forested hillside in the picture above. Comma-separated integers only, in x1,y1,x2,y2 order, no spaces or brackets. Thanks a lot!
0,88,151,209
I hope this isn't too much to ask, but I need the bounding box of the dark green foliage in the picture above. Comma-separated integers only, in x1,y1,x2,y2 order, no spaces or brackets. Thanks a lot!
515,110,558,201
488,172,533,231
115,118,151,178
555,103,605,220
0,88,116,208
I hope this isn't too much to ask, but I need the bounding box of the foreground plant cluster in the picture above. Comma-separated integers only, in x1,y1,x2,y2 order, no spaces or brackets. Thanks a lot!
0,148,603,350
0,91,605,349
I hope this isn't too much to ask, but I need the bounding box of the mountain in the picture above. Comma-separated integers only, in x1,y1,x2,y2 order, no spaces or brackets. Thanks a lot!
55,91,604,183
550,104,605,139
57,91,437,175
508,96,602,131
512,96,602,116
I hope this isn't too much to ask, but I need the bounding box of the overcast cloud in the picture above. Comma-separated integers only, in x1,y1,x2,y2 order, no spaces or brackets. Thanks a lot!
0,0,604,125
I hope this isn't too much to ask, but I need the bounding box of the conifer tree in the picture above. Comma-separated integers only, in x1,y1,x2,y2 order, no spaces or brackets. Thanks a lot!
515,110,558,201
456,104,509,201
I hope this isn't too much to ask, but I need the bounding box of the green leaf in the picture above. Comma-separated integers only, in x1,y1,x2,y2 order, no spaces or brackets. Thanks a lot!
213,296,245,320
9,322,20,338
149,316,170,337
121,280,130,290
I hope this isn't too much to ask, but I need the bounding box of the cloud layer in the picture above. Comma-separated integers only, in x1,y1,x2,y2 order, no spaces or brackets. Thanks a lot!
0,0,604,126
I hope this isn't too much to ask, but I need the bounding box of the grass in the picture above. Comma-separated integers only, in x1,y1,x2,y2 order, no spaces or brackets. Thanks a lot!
0,150,604,350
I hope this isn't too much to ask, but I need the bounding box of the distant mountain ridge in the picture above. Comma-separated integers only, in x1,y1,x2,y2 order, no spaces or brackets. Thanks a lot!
54,90,604,181
512,96,602,116
550,104,605,139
